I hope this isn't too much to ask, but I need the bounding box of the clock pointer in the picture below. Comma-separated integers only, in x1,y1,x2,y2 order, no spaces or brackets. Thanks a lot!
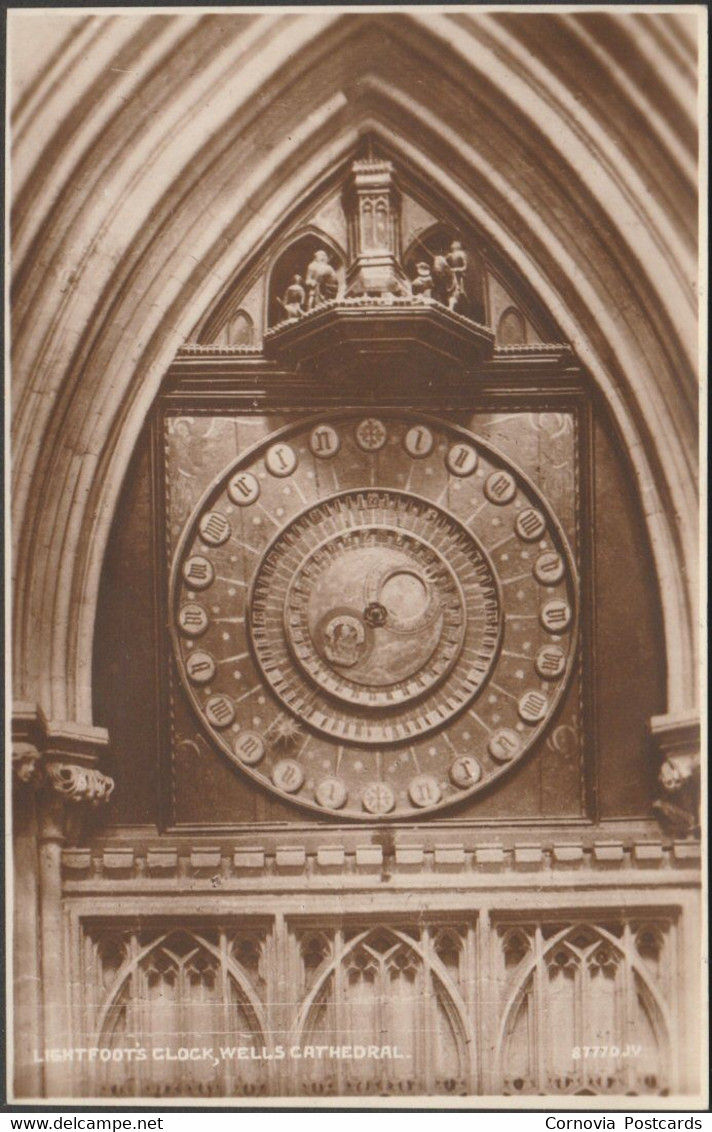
364,601,388,628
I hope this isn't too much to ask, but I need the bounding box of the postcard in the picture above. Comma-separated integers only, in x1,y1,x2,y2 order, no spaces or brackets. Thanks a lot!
6,5,706,1109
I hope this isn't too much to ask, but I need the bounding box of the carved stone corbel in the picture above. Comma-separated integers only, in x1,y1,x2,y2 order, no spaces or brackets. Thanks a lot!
650,711,700,837
12,701,114,811
45,762,114,805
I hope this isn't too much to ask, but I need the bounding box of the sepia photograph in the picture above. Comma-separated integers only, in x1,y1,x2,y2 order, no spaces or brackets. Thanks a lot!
5,4,706,1108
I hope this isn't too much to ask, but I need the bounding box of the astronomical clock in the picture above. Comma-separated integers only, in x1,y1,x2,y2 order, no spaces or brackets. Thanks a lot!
149,153,598,830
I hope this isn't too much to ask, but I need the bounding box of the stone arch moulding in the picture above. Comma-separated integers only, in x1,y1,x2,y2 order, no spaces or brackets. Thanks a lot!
10,12,699,747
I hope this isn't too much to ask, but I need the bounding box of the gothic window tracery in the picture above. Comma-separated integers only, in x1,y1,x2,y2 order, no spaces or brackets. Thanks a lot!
86,927,268,1098
295,925,472,1097
497,306,527,345
78,914,676,1099
498,922,673,1096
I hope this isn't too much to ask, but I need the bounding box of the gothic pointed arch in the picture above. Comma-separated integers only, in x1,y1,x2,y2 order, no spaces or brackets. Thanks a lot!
11,12,698,736
264,227,346,330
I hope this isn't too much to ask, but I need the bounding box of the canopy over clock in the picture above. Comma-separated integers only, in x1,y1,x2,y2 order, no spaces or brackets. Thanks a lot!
171,411,578,820
262,156,494,379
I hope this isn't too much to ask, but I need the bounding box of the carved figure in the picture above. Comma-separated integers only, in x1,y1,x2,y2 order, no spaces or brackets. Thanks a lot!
279,274,306,319
411,261,434,300
431,254,458,309
446,240,468,306
659,752,699,793
12,742,44,788
653,752,700,836
323,614,366,668
305,249,339,309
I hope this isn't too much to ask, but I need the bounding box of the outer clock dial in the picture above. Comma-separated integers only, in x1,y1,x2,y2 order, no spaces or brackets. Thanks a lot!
171,412,578,820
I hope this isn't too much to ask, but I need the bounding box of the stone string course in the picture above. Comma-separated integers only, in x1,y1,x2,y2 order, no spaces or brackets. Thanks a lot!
176,340,572,357
62,838,700,882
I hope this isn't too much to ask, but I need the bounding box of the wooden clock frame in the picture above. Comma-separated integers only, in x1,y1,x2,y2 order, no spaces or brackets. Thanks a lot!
151,346,597,834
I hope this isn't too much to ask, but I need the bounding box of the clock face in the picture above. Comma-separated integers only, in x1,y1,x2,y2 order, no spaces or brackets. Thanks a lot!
170,412,578,820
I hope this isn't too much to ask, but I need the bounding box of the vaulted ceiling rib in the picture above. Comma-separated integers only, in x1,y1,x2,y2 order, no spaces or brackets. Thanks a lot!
10,12,700,723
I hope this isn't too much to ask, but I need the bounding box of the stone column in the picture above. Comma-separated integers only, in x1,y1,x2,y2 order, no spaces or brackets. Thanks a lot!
12,703,114,1098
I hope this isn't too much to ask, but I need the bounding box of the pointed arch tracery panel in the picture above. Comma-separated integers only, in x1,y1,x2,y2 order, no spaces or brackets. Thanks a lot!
402,220,487,324
74,910,682,1099
84,925,271,1099
497,306,527,346
292,923,474,1097
495,920,676,1097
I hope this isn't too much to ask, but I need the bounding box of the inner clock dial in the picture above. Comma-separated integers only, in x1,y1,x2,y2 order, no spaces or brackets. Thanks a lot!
297,536,459,690
250,491,500,741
